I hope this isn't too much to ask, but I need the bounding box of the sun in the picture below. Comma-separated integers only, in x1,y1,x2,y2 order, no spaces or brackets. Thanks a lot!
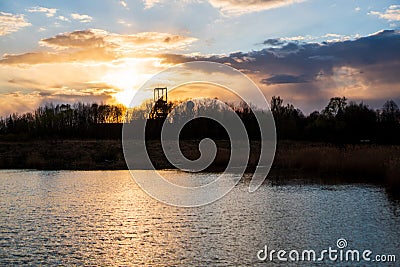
102,69,137,106
114,89,135,107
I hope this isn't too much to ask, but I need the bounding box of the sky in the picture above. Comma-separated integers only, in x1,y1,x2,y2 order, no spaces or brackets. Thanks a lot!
0,0,399,116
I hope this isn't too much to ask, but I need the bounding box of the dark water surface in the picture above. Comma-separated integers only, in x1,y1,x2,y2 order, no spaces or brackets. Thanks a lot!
0,170,399,266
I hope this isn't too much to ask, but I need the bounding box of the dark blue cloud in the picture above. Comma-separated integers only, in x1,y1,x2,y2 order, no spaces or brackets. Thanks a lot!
262,38,285,46
162,30,400,84
161,30,400,112
261,74,309,85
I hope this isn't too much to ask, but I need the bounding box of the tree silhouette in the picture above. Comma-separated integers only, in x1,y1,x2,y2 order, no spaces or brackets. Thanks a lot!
382,100,400,122
322,97,347,118
0,97,399,144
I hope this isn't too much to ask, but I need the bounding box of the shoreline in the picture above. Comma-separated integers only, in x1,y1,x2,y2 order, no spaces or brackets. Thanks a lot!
1,139,399,189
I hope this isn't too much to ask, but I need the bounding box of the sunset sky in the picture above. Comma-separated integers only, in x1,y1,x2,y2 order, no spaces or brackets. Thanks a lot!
0,0,399,116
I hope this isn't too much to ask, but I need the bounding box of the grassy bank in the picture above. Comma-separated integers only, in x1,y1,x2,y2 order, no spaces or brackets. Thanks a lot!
274,142,400,182
0,140,399,188
0,140,126,170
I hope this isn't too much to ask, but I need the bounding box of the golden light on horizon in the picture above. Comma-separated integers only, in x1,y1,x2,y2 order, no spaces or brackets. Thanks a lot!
101,59,158,106
114,89,135,106
168,82,242,103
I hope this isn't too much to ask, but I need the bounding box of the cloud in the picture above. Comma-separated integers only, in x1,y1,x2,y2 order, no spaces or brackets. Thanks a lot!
142,0,305,14
39,29,107,50
27,6,57,17
0,59,128,117
57,16,70,22
262,33,360,46
0,49,117,65
160,30,400,112
261,74,308,85
119,0,129,9
262,38,285,46
39,29,197,52
0,55,166,116
0,91,41,116
71,13,93,23
369,5,400,21
117,19,132,27
208,0,306,16
2,26,399,114
0,12,31,36
322,33,341,38
143,0,162,9
0,25,198,114
269,42,302,57
0,29,197,65
163,30,400,76
0,89,116,117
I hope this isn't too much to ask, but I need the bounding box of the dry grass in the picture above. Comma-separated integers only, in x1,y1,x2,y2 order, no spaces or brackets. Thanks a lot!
0,140,127,170
0,140,399,190
274,142,400,185
25,151,45,169
386,157,400,189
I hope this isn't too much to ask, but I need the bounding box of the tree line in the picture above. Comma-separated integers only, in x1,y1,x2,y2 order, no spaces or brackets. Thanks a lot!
0,103,126,139
270,96,400,143
0,97,399,143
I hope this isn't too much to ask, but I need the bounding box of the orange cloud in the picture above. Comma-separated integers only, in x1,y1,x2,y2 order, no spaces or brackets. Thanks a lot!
39,29,106,50
0,29,197,65
0,48,116,65
0,91,42,117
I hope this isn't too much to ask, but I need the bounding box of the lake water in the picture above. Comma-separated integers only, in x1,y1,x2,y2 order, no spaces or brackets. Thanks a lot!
0,170,399,266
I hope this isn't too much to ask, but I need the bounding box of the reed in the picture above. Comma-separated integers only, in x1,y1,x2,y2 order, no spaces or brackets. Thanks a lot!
0,140,399,189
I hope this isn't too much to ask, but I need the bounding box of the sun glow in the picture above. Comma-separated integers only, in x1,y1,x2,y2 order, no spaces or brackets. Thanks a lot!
102,68,137,106
102,58,163,106
113,89,135,106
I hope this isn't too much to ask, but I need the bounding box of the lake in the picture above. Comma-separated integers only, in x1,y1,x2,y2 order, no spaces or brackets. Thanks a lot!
0,170,399,266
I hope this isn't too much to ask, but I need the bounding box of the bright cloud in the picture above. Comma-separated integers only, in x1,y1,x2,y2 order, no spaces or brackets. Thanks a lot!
40,29,196,52
0,91,42,117
27,6,57,17
71,13,93,23
143,0,162,9
57,16,70,22
0,12,31,36
0,29,197,65
0,29,198,115
117,19,132,27
142,0,305,14
369,5,400,21
0,57,164,115
119,0,129,9
208,0,306,16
